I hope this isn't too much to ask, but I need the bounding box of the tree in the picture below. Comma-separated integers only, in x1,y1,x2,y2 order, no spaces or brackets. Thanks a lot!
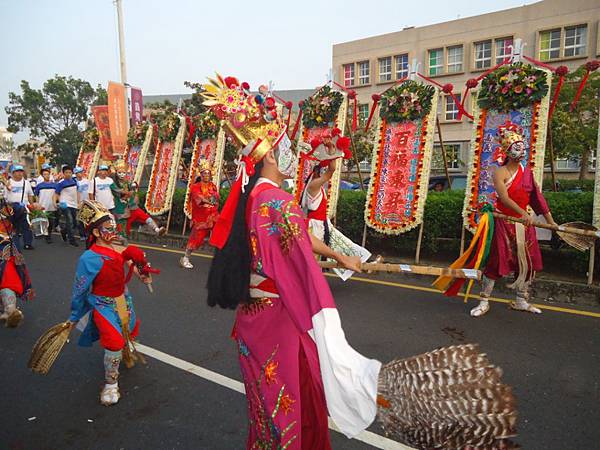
5,75,106,164
549,65,600,180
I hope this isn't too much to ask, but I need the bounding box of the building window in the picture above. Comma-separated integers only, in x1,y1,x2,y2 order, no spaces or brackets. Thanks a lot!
556,158,580,170
395,54,409,79
539,29,561,61
378,57,392,82
343,63,354,87
444,94,461,121
564,24,587,57
358,104,370,127
474,40,492,69
447,45,463,73
429,49,444,76
495,37,513,64
358,61,370,85
433,143,461,170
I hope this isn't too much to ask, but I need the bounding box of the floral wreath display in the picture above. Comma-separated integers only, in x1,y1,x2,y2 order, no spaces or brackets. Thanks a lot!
364,81,438,234
145,113,186,215
462,63,552,232
293,86,347,217
184,111,225,219
76,127,101,179
125,121,153,185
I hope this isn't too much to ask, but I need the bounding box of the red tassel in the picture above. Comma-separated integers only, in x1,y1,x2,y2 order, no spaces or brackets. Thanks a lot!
365,94,381,132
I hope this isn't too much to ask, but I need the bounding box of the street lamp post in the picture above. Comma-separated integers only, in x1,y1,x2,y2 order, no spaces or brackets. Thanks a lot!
115,0,128,85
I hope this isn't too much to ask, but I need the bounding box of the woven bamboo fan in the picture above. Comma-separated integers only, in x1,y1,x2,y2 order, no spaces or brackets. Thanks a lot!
28,321,72,375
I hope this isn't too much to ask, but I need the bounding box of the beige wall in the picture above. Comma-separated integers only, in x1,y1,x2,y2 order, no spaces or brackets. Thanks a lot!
332,0,600,175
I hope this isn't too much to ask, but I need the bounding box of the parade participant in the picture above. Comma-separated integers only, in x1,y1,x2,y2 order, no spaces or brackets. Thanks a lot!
0,200,34,327
204,76,516,449
67,199,156,405
4,165,35,250
470,123,557,317
35,163,55,185
74,166,90,240
91,165,116,212
180,161,219,269
111,159,165,238
54,165,79,247
33,168,58,244
299,132,372,280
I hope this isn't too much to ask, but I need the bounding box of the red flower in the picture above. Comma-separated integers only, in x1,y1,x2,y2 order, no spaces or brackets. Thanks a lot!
555,65,569,77
347,90,356,99
442,83,454,94
466,78,478,89
372,94,381,102
585,60,600,72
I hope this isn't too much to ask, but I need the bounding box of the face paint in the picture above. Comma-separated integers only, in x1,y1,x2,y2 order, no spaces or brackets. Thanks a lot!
275,134,297,178
507,141,525,161
117,171,127,180
98,218,119,242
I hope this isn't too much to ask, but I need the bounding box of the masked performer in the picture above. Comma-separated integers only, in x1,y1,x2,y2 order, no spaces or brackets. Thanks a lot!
68,200,157,405
112,159,165,238
180,161,219,269
204,75,517,450
299,132,372,280
471,123,557,317
0,201,33,327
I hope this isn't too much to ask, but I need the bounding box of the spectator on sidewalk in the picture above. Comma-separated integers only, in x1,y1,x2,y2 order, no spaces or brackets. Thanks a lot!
54,165,79,247
33,168,58,244
5,165,35,250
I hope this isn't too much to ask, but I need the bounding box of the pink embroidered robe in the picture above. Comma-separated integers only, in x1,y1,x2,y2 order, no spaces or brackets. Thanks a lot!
232,179,381,449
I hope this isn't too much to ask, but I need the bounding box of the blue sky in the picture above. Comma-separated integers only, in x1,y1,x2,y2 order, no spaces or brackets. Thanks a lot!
1,0,533,135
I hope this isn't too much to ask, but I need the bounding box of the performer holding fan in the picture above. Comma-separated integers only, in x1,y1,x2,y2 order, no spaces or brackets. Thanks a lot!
203,74,517,450
299,130,373,280
471,122,557,317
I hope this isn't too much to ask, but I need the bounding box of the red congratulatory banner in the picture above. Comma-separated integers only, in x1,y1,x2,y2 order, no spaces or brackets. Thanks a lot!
108,81,129,157
92,105,114,160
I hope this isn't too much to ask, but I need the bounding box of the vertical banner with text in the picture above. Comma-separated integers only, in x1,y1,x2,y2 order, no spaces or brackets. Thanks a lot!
108,81,129,158
92,105,114,161
130,87,144,125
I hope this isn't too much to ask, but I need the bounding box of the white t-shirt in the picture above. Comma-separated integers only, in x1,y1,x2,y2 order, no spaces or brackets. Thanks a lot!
36,174,55,184
76,178,90,205
35,183,57,212
56,178,79,209
7,179,34,205
92,176,115,210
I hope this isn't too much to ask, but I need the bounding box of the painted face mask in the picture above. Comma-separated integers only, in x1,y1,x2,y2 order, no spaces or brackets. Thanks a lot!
117,171,127,180
507,141,525,161
275,134,297,178
98,218,119,242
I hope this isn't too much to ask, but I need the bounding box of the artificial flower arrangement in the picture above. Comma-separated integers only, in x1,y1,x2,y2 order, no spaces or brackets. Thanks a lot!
127,122,149,147
158,112,182,142
28,203,48,219
192,110,220,141
301,85,344,128
477,62,548,112
81,127,99,153
379,81,435,122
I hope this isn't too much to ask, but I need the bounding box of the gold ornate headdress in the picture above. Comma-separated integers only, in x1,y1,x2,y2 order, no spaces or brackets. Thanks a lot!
198,159,212,175
498,122,524,151
202,74,287,164
113,158,129,173
78,200,112,230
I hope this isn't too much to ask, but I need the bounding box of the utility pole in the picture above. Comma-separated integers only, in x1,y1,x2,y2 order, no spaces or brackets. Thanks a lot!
115,0,128,84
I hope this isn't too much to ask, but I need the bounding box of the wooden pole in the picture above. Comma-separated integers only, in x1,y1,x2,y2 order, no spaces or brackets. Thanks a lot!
436,116,452,189
484,210,600,238
361,222,368,247
547,126,558,192
182,216,187,236
318,260,481,280
587,244,595,285
345,117,365,189
165,208,173,235
415,222,425,264
460,225,466,254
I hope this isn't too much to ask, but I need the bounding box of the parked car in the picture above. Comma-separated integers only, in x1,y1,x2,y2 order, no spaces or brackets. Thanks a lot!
428,175,467,191
340,180,360,190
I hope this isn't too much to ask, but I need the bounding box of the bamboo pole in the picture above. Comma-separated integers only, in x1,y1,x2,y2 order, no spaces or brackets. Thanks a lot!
436,116,452,189
165,208,173,235
460,226,466,254
318,260,481,280
345,116,369,249
485,210,600,238
547,126,558,192
182,216,187,236
588,244,595,285
415,222,425,264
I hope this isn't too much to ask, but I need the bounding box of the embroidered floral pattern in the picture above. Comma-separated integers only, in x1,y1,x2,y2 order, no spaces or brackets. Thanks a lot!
238,339,250,357
264,360,278,385
241,297,274,315
73,274,89,296
258,200,302,254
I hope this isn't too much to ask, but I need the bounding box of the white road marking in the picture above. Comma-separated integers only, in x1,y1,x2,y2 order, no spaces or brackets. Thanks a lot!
137,343,414,450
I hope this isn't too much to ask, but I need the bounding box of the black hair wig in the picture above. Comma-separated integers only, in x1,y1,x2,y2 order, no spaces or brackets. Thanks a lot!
206,162,263,309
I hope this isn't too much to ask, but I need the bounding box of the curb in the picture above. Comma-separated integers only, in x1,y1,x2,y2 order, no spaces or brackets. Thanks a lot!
129,231,600,309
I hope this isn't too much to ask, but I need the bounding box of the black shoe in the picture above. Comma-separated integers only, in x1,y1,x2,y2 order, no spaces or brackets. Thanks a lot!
61,232,67,243
23,245,34,250
45,237,53,244
69,240,79,247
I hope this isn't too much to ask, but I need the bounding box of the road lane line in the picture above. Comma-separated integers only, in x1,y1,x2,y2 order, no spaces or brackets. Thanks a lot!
136,343,413,450
135,243,600,319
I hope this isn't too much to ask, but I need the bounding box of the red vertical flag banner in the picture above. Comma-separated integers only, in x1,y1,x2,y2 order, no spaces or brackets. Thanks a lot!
364,81,438,234
108,81,129,158
76,128,101,179
92,105,114,161
130,87,144,125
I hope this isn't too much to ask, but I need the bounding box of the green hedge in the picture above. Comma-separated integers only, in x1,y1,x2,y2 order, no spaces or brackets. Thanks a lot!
542,177,595,192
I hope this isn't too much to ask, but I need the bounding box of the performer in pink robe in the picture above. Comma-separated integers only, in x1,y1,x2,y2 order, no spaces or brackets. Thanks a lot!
471,122,557,317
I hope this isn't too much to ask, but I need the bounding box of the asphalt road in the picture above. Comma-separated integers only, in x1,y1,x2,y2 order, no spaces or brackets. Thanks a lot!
1,240,599,450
